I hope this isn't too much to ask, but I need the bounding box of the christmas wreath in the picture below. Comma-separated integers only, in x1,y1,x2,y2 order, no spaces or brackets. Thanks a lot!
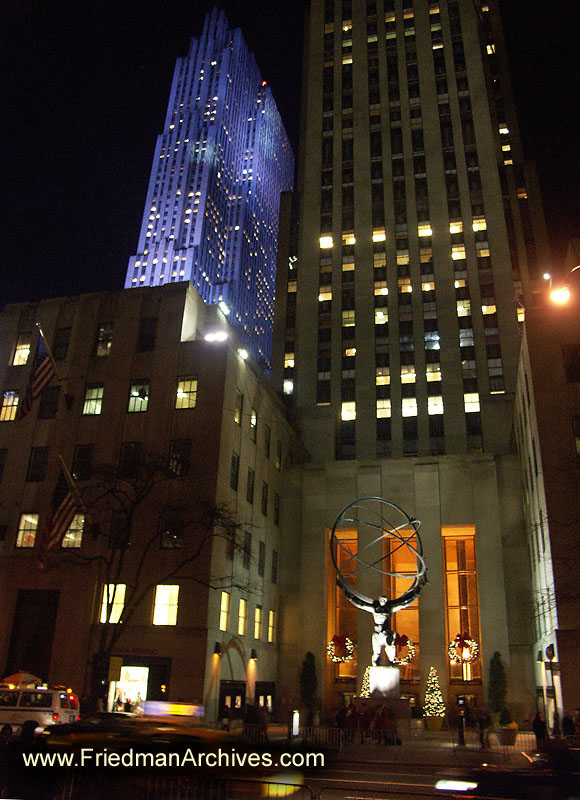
393,633,415,665
327,635,356,662
448,632,479,664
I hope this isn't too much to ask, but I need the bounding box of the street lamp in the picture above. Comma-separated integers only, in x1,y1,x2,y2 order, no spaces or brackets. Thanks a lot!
546,264,580,304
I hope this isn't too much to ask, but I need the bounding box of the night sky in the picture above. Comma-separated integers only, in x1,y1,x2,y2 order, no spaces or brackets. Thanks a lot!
3,0,579,309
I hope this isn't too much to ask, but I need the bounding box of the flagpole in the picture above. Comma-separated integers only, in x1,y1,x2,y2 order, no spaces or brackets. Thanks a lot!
57,454,86,513
35,321,71,403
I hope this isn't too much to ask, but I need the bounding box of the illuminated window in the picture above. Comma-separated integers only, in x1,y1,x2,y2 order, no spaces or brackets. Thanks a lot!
418,223,432,237
426,364,441,381
234,390,244,424
397,251,410,266
100,584,126,624
219,591,230,631
341,401,356,421
128,380,150,413
372,228,386,242
61,514,84,548
449,221,463,234
464,393,480,412
287,280,297,292
319,288,332,301
454,279,467,289
342,310,355,326
443,527,481,682
284,353,294,368
16,513,38,548
12,335,31,366
398,278,412,293
153,585,179,626
377,399,391,418
374,281,388,296
376,367,390,385
320,235,333,249
402,398,418,417
452,245,466,260
422,281,434,292
517,307,525,324
175,377,197,409
82,384,103,416
334,528,357,677
401,366,416,383
375,309,388,324
268,610,276,643
428,396,444,415
283,379,294,395
342,232,356,245
1,391,19,422
250,409,257,441
254,605,262,639
456,299,471,317
482,304,497,315
472,217,487,232
384,528,420,681
345,347,356,357
238,598,247,636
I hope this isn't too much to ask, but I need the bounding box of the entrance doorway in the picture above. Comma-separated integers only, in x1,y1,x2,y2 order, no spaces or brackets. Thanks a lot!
219,680,246,720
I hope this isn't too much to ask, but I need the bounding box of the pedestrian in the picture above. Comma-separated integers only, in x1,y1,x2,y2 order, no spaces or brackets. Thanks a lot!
533,711,548,750
476,708,490,749
346,705,358,743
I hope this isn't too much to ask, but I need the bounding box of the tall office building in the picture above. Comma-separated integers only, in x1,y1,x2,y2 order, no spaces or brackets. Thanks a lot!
272,0,549,715
126,8,294,372
274,0,548,460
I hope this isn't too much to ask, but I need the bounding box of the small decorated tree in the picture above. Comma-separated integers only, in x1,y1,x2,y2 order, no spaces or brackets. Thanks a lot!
488,651,507,715
424,666,446,724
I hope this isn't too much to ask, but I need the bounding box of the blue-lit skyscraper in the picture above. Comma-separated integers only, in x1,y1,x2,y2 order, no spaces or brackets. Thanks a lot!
125,8,294,371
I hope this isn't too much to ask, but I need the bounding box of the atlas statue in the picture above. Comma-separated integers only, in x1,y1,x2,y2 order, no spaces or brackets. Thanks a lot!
330,497,427,666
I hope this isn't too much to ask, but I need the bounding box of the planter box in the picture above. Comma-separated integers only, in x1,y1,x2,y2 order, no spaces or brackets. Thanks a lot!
497,727,518,746
425,716,444,731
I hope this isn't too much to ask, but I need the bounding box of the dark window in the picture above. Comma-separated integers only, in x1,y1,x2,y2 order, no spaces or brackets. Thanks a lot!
53,327,72,361
250,409,257,442
119,442,142,478
27,447,49,482
95,323,113,357
169,440,191,476
261,482,268,516
271,550,278,585
246,468,255,504
274,492,280,526
572,416,580,457
72,444,94,481
562,344,580,383
38,386,61,419
258,541,266,577
230,452,240,491
276,441,282,470
264,424,271,458
136,317,158,352
159,510,184,549
110,510,130,550
243,532,251,569
0,449,6,481
0,525,7,542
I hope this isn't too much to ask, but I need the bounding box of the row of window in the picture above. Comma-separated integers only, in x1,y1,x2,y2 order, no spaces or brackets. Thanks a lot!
0,377,197,421
10,318,158,367
229,457,281,523
219,591,275,642
233,389,284,467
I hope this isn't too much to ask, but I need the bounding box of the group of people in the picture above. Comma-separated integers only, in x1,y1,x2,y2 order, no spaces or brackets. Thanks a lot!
335,702,400,745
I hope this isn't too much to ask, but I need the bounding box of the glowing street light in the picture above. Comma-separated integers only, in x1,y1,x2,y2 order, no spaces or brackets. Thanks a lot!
548,264,580,305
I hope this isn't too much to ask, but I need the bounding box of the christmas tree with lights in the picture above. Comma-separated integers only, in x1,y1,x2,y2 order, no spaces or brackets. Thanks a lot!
424,666,446,717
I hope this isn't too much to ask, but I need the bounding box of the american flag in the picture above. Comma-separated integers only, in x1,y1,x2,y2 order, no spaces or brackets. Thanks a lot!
15,335,56,422
38,466,80,568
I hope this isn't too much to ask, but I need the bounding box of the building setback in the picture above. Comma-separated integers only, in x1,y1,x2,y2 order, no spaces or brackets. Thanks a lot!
0,284,301,721
272,0,548,716
125,8,294,374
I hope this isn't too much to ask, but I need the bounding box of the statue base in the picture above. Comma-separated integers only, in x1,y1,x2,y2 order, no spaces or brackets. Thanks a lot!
369,665,400,699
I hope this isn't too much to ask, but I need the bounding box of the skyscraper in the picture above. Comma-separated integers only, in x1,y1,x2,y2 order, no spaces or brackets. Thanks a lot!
126,7,294,372
272,0,548,715
274,0,548,461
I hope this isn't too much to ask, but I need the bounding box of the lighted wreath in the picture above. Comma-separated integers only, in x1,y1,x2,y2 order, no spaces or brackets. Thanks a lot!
393,633,416,665
448,632,479,664
327,635,356,663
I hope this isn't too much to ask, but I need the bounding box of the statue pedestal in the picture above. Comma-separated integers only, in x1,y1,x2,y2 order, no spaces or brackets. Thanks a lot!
369,666,400,699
